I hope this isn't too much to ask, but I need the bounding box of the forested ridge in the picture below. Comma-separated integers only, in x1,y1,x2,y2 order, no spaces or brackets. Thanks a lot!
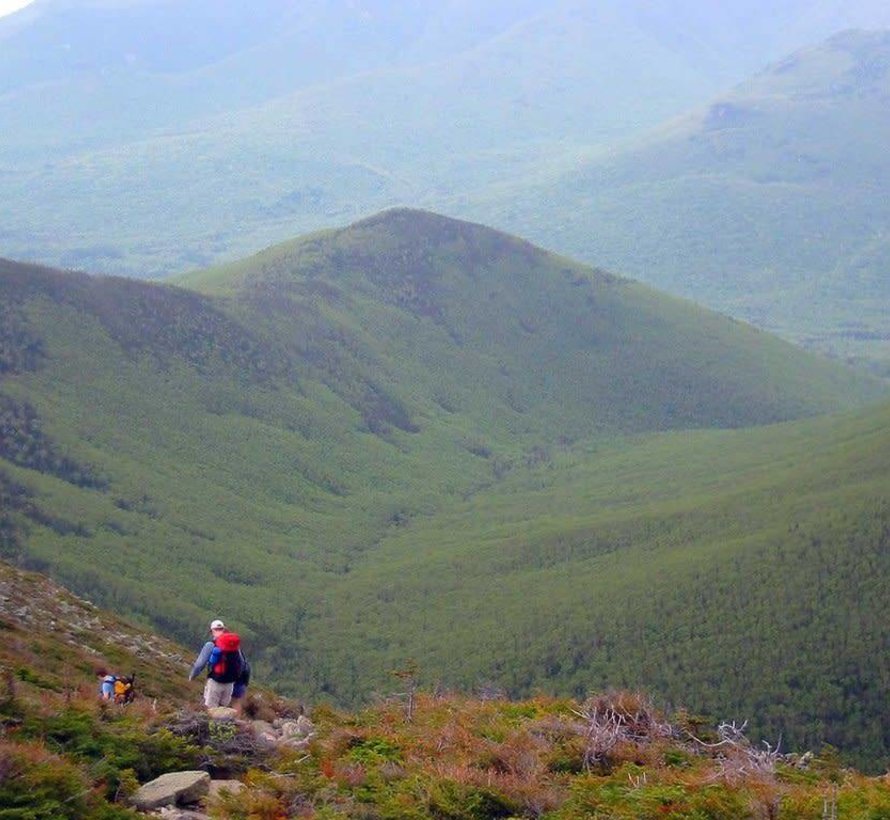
0,211,887,769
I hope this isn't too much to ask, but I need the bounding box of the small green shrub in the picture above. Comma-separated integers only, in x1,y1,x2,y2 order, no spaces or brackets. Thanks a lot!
663,748,694,768
347,737,402,765
427,779,517,820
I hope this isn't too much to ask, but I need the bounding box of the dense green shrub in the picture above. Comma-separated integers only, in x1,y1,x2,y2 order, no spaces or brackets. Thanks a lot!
0,397,107,489
0,741,139,819
20,707,200,801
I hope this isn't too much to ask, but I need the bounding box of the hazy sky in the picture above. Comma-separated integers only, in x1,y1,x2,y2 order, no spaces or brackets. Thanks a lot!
0,0,35,17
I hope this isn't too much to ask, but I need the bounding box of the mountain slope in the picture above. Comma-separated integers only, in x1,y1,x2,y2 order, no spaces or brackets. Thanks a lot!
3,211,877,591
182,209,879,434
0,210,885,764
0,559,195,703
291,399,890,768
0,0,550,158
477,30,890,372
5,561,890,817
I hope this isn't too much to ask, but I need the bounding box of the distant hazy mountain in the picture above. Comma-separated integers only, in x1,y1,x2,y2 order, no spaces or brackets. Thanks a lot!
4,0,890,279
1,210,887,765
475,29,890,373
0,0,548,157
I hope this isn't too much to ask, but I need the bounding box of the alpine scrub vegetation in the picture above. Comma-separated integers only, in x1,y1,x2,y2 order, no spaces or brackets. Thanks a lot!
221,692,890,820
2,562,890,819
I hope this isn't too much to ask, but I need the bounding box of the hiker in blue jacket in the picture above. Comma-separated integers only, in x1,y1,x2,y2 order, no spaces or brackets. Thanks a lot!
189,618,243,708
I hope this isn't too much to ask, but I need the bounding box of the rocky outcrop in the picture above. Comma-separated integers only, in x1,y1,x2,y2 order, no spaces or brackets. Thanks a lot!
0,562,190,669
252,714,316,748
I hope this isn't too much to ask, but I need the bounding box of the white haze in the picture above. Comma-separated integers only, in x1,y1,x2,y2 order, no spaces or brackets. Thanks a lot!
0,0,34,17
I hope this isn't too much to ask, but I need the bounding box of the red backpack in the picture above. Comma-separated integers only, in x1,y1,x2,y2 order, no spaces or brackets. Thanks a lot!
210,632,243,683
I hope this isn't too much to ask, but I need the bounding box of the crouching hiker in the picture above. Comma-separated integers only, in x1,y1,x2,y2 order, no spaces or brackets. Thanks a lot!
188,618,246,709
96,668,136,704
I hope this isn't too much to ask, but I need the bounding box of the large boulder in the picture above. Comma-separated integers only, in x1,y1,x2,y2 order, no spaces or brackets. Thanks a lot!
132,770,210,811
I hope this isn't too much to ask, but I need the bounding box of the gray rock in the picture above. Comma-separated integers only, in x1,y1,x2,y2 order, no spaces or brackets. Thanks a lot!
278,719,301,739
296,715,315,736
249,715,317,748
132,771,210,811
280,736,312,750
207,706,238,721
279,715,315,740
251,719,275,736
151,808,210,819
251,719,278,747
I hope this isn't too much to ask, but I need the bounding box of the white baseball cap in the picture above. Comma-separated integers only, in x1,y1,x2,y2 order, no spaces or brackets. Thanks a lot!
210,619,225,630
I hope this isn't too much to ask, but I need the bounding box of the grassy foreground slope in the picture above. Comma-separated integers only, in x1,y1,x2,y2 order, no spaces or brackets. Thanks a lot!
5,560,890,819
478,30,890,371
0,210,885,763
